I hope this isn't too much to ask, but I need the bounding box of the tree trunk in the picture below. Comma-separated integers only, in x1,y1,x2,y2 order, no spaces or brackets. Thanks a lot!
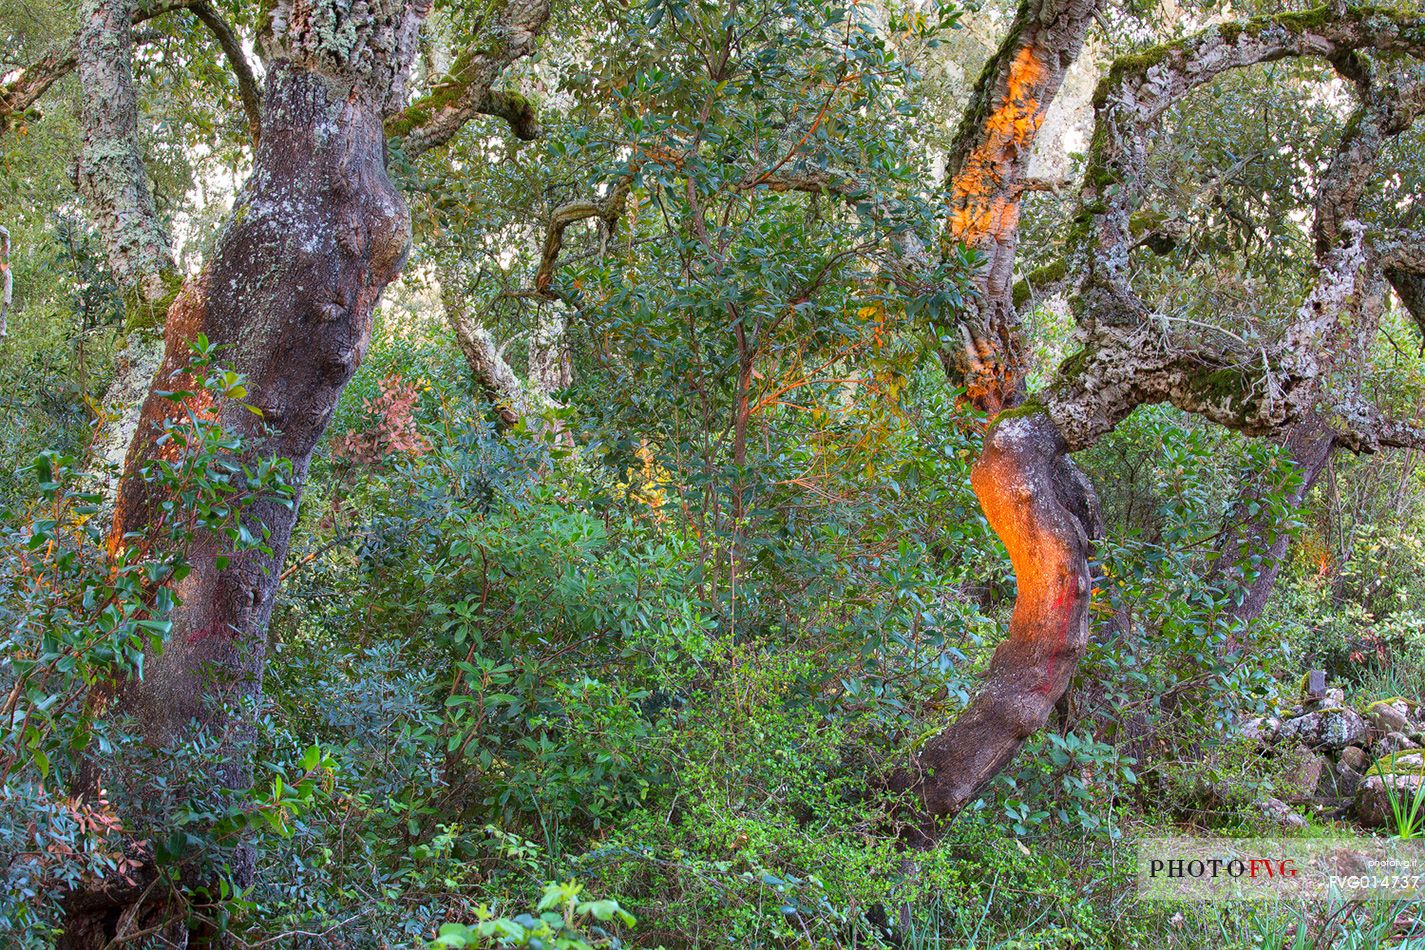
67,59,415,943
76,0,176,316
893,409,1100,845
0,225,10,337
939,0,1100,412
439,268,532,427
529,302,574,446
114,63,409,770
529,304,572,396
895,0,1102,840
75,0,180,522
1226,418,1336,625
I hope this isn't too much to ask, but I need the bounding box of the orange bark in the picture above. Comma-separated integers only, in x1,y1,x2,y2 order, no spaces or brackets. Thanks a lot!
948,44,1048,246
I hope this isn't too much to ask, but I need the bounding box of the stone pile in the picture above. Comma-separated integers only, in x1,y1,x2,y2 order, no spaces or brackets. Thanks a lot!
1238,682,1425,830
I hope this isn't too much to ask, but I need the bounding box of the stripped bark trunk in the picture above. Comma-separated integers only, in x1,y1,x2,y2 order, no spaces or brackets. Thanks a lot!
893,410,1100,843
895,0,1103,840
63,0,430,935
109,60,414,761
939,0,1100,412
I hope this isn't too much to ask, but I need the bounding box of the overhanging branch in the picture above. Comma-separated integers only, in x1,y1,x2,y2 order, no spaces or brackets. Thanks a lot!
1047,4,1425,453
387,0,551,157
0,0,260,143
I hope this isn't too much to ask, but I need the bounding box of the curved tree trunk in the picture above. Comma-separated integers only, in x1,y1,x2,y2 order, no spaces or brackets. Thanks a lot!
891,0,1102,841
894,410,1100,844
938,0,1100,413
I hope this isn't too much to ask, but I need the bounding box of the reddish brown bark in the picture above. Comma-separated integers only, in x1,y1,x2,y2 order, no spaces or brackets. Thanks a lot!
901,0,1102,841
65,57,416,945
894,410,1099,844
109,64,410,751
60,0,560,926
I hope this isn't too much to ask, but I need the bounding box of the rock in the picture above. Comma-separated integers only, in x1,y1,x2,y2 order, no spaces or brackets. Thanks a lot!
1278,708,1368,750
1238,716,1281,742
1381,749,1425,772
1301,686,1346,713
1282,751,1326,801
1356,773,1425,828
1338,746,1368,771
1376,732,1418,757
1258,796,1308,831
1317,760,1363,800
1367,700,1412,735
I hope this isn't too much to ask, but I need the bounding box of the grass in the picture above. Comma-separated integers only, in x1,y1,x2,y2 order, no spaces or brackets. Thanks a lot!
1378,765,1425,840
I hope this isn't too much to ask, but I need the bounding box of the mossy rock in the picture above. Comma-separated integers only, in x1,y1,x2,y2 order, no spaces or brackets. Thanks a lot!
1366,696,1419,712
1367,749,1425,778
1278,707,1367,750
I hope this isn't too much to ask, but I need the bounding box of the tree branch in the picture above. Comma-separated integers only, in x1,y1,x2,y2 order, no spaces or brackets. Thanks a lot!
1331,392,1425,452
475,88,539,141
0,0,259,142
386,0,551,157
1048,5,1425,452
531,166,641,297
0,40,77,131
188,1,261,145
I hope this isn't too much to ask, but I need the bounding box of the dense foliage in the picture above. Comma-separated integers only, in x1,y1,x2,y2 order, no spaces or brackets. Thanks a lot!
3,0,1425,945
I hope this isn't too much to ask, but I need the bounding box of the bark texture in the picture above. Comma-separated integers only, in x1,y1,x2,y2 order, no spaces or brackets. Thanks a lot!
939,0,1100,412
386,0,551,154
76,0,177,312
906,3,1425,845
894,410,1100,843
66,0,432,939
439,270,538,426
